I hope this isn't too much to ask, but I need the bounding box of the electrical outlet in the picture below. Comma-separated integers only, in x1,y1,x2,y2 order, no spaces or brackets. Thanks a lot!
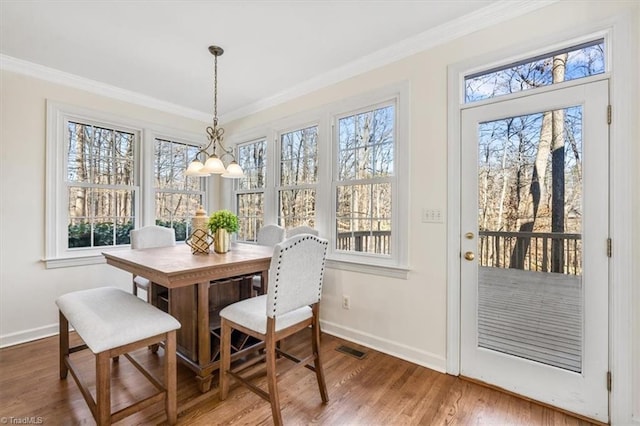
342,295,350,310
422,208,443,223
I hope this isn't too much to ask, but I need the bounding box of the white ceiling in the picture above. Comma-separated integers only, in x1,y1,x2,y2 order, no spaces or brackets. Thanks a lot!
1,0,524,120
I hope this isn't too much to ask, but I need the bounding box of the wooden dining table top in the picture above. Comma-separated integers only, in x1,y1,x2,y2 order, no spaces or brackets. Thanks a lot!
103,242,274,289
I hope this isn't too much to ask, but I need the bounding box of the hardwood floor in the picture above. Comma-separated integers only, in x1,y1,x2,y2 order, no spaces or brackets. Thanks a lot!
0,331,597,425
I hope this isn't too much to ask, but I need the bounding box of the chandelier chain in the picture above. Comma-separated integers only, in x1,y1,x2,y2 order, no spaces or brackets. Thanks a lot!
213,53,218,125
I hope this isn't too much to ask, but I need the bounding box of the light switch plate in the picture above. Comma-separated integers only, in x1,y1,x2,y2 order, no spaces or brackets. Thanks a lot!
422,208,443,223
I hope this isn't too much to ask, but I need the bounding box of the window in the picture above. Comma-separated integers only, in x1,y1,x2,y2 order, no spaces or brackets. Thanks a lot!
335,104,394,256
465,39,605,103
231,84,408,276
154,138,205,241
278,125,318,228
235,139,267,242
67,121,137,248
46,102,205,268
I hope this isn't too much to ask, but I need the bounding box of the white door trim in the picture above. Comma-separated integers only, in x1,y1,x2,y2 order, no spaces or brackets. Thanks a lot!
446,13,636,424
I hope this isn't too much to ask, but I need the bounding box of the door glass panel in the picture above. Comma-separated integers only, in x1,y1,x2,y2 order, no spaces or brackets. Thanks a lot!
477,106,583,373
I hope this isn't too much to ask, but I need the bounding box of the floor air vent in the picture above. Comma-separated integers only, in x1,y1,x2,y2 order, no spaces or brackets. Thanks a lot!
336,345,367,360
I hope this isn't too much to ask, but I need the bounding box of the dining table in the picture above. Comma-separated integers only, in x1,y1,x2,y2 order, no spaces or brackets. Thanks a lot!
103,242,273,392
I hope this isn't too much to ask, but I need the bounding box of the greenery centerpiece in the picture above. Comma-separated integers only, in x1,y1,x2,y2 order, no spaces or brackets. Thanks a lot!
207,209,239,253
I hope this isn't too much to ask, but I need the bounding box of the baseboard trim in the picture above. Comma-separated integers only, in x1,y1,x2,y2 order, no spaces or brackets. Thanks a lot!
320,319,446,373
0,323,59,349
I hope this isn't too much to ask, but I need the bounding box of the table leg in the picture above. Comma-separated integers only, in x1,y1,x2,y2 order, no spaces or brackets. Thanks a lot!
150,282,160,353
260,269,269,294
197,281,212,392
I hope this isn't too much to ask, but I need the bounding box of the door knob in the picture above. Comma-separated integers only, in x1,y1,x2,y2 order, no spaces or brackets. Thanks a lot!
464,251,475,261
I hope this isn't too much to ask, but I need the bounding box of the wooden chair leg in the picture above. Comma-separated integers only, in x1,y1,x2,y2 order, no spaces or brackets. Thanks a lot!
165,330,177,425
311,314,328,403
265,328,283,426
96,351,111,426
59,312,69,379
219,319,232,400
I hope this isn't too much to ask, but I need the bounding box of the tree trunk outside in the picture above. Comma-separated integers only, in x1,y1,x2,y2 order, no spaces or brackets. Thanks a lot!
550,54,567,273
509,53,567,272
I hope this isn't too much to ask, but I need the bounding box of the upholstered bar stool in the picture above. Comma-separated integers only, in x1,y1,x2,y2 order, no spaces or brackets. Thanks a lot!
219,234,329,426
56,287,181,425
285,225,318,238
252,224,286,295
130,225,176,302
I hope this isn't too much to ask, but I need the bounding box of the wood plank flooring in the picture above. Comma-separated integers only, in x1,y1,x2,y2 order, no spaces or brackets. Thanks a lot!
478,266,582,372
0,331,596,425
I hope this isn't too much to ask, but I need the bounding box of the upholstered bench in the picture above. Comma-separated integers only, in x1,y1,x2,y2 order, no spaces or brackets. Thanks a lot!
56,287,181,425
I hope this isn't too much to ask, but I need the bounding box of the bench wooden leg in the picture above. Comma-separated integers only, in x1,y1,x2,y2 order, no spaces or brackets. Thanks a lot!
59,312,69,379
165,330,177,425
96,351,111,426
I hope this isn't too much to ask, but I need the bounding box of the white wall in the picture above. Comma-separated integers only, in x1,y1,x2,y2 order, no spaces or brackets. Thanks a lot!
0,0,637,422
0,71,205,346
222,0,639,422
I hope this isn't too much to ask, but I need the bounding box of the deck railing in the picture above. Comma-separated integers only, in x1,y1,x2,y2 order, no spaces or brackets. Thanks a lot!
479,231,582,275
336,230,391,254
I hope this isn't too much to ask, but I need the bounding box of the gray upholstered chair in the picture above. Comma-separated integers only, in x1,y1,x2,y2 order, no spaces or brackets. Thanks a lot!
130,225,176,301
286,225,318,238
257,224,286,246
219,234,329,426
252,224,286,295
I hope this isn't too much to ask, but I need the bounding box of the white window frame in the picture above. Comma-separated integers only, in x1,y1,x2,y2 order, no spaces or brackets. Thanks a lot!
234,137,269,242
148,135,209,242
326,84,409,277
45,101,206,268
275,121,320,228
331,99,398,267
228,83,409,278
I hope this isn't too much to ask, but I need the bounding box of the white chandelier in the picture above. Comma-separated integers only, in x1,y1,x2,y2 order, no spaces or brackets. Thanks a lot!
185,45,244,178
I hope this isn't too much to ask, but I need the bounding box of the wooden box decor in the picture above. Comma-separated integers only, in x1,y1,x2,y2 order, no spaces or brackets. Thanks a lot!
186,228,213,254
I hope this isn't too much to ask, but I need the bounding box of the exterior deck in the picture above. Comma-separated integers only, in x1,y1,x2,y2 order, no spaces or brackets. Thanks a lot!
478,266,582,372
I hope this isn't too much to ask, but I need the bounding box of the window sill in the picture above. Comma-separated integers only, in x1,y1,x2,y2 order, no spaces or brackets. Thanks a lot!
325,259,409,279
42,254,106,269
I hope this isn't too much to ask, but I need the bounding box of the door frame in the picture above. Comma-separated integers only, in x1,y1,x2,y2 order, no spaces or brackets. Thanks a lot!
446,17,635,424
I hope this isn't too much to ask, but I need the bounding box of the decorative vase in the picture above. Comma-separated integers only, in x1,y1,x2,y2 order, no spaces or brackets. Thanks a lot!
187,205,211,254
214,228,230,253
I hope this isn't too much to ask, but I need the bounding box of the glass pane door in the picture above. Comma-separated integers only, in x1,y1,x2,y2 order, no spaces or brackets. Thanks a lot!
477,106,583,372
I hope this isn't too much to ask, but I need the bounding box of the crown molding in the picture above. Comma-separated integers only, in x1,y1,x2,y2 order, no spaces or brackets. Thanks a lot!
0,54,210,122
223,0,558,122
